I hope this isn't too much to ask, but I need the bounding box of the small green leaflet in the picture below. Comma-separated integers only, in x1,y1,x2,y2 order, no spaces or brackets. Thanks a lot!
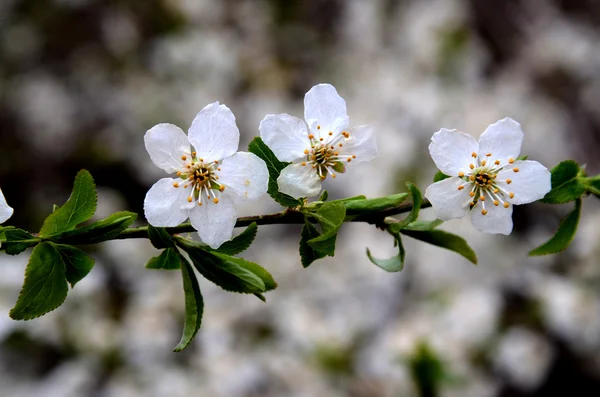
307,202,346,255
342,193,409,216
146,247,181,270
10,242,69,320
542,160,586,204
299,218,328,268
174,253,203,352
388,182,422,233
248,137,303,208
147,225,175,249
53,212,137,245
54,244,95,287
433,171,450,183
2,228,39,255
400,229,477,264
39,170,98,236
215,223,258,256
366,233,406,272
529,198,582,256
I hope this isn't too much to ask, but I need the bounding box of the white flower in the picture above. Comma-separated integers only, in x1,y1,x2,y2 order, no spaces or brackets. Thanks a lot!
0,188,13,224
259,83,378,198
425,118,551,235
143,102,269,249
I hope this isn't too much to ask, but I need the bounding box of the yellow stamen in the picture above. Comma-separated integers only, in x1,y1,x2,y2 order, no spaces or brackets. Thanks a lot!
486,153,492,157
304,149,309,155
301,162,307,166
469,164,475,169
481,209,488,215
503,202,509,208
480,196,485,201
458,172,465,177
308,134,314,139
219,185,225,192
469,175,475,181
493,200,499,206
347,158,352,162
173,182,179,188
472,152,477,158
213,198,219,204
187,196,193,203
481,160,487,166
509,192,514,199
457,185,464,190
328,131,333,136
469,192,475,197
181,155,187,161
494,160,500,165
317,125,321,130
331,174,336,178
509,158,515,164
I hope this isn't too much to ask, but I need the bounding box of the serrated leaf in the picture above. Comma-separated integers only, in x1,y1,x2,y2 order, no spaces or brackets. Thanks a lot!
366,233,405,272
174,253,203,352
529,198,581,256
53,244,95,287
52,212,137,245
147,225,175,249
2,228,39,255
146,247,181,270
433,171,450,183
400,229,477,264
215,223,258,255
388,182,423,233
541,160,586,204
10,242,68,320
40,170,97,236
342,193,409,215
248,137,303,207
308,202,346,255
299,218,328,268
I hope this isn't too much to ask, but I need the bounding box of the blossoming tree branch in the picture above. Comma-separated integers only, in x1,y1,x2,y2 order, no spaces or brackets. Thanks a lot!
0,84,596,351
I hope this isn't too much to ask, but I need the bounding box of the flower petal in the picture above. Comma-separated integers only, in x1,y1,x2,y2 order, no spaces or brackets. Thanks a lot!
304,83,348,134
144,178,190,227
341,125,378,163
478,117,523,166
429,129,479,176
0,188,14,224
188,102,240,162
497,160,551,205
470,200,513,235
217,152,269,200
189,194,238,249
144,123,190,173
277,163,322,199
259,114,310,162
425,177,473,220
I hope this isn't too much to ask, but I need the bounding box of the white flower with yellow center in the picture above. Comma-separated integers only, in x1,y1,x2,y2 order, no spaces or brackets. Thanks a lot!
259,83,378,199
143,102,269,248
0,188,13,224
425,118,551,235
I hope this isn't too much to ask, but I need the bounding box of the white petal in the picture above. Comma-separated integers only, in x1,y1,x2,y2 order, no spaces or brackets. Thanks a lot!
217,152,269,200
259,114,310,162
470,200,513,235
429,129,479,176
304,83,348,133
478,117,523,165
277,163,322,199
424,177,472,220
497,160,551,205
144,123,190,173
188,102,240,162
0,188,14,224
144,178,190,227
341,125,378,163
189,194,238,249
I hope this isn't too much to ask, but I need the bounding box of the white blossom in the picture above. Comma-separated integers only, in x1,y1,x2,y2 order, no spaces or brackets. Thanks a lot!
259,83,378,198
143,102,269,248
425,118,551,235
0,188,13,224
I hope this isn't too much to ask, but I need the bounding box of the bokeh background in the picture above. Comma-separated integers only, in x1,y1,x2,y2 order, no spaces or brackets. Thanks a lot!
1,0,600,396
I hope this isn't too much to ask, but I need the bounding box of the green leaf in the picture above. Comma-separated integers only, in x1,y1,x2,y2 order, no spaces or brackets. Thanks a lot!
2,228,39,255
542,160,586,204
400,229,477,264
248,137,303,207
53,244,95,287
215,223,258,255
39,170,98,236
308,202,346,255
516,155,528,161
342,193,409,215
52,212,137,245
319,190,329,202
9,242,68,320
529,198,582,256
583,175,600,197
174,253,203,352
402,219,444,231
388,182,423,233
366,233,405,272
433,171,450,183
299,218,328,268
148,225,175,249
146,247,181,270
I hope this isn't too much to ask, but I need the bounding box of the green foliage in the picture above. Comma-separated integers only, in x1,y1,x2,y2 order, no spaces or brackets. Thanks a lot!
319,190,329,202
215,223,258,256
366,233,406,272
1,228,39,255
299,218,328,268
146,247,181,270
401,229,477,264
407,342,449,397
10,243,69,320
342,193,409,215
403,219,444,231
174,253,203,352
542,160,586,204
433,171,450,183
388,182,423,233
248,137,303,207
307,202,346,256
39,170,97,236
147,225,175,249
53,212,137,245
529,198,582,256
54,244,95,287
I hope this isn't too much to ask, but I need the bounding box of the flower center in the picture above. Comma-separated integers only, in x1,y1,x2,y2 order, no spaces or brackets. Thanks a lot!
173,153,225,206
300,128,356,180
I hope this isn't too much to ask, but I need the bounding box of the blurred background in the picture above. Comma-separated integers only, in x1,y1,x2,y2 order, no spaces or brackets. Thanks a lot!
1,0,600,396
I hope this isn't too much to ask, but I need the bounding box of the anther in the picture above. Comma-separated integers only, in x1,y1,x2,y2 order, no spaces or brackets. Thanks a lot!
173,182,179,188
342,132,350,138
472,152,477,158
469,175,475,181
187,196,193,203
219,186,225,192
493,200,499,206
304,149,309,155
493,188,499,194
503,202,509,208
176,171,182,176
486,153,492,157
199,158,203,162
338,143,343,147
328,132,333,136
509,192,514,198
513,168,519,172
308,134,314,139
480,196,485,201
319,137,324,141
331,174,336,178
198,202,202,206
494,160,500,165
213,198,219,204
481,160,487,166
508,158,515,164
469,164,475,169
301,162,307,166
347,158,352,162
192,151,196,156
458,172,465,177
217,167,221,171
352,155,356,158
181,155,187,160
469,192,475,197
506,179,512,184
317,125,321,130
481,209,488,215
457,185,465,190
